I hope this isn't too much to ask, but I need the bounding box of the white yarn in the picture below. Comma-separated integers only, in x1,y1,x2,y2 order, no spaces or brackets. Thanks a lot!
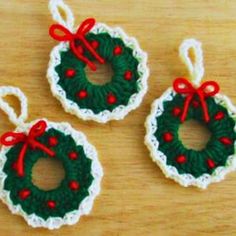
145,39,236,189
47,0,149,123
179,39,204,86
49,0,74,30
0,86,28,126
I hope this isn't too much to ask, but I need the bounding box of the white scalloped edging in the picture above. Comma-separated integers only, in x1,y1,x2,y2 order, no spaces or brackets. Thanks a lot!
47,23,149,123
145,88,236,189
0,119,103,229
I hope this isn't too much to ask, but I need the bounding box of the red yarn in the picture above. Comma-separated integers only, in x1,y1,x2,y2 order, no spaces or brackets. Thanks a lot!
207,159,215,169
192,100,200,108
12,162,17,170
113,46,122,55
77,45,84,54
107,93,117,104
49,18,105,71
163,132,173,142
173,78,220,123
172,107,182,117
1,120,55,177
68,152,78,160
214,111,225,120
77,90,88,99
91,40,99,49
65,69,76,78
176,155,187,164
124,71,133,80
19,189,31,200
47,200,56,209
219,137,232,145
69,180,80,191
49,136,58,147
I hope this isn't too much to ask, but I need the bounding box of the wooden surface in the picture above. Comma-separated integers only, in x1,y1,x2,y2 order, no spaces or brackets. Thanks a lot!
0,0,236,235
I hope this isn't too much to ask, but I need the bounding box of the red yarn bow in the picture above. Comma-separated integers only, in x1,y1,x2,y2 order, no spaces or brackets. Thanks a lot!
49,18,105,71
1,120,55,177
173,78,220,122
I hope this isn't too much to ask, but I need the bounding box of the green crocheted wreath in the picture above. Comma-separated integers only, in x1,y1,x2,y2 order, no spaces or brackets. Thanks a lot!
2,124,94,220
55,32,139,114
154,94,236,178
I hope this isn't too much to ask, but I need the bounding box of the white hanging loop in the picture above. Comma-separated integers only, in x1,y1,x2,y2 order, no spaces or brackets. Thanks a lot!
0,86,28,127
49,0,75,30
179,39,204,86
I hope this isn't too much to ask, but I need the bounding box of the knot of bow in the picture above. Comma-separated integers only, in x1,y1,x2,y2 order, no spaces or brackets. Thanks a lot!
173,78,220,122
49,18,105,71
1,120,55,177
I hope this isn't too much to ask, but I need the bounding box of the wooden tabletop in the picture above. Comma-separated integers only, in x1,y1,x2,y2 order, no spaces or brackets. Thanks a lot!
0,0,236,235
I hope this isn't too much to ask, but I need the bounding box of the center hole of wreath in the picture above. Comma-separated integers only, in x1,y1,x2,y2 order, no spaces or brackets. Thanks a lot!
32,158,65,191
85,62,113,85
179,120,211,150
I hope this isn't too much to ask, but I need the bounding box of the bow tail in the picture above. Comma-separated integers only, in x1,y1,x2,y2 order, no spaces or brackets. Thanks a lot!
33,141,55,157
198,92,210,122
80,37,105,64
16,143,28,177
15,142,55,177
70,42,97,71
181,95,193,122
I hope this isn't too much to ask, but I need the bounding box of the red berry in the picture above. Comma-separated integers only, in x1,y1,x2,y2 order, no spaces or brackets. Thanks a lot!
68,152,78,160
12,162,17,170
192,100,199,108
113,46,122,55
49,137,58,147
107,93,117,104
214,111,225,121
77,90,88,99
91,40,99,49
19,189,31,200
172,107,181,117
219,137,232,145
77,45,84,54
207,159,215,169
176,155,187,164
124,71,133,80
69,180,80,191
163,132,173,142
47,200,56,209
65,69,76,78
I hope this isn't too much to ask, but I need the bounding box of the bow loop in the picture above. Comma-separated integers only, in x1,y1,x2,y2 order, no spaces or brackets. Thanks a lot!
173,77,196,94
49,24,74,41
173,78,220,123
198,81,220,97
1,132,26,146
76,18,95,35
28,120,47,138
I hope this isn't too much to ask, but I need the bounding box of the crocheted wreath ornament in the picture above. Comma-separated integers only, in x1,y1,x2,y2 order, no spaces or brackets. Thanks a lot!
54,30,140,114
154,91,235,178
145,39,236,189
2,121,94,219
0,87,102,229
47,0,148,123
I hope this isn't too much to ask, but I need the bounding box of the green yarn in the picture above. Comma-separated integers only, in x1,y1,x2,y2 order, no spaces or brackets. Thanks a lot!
154,94,236,178
3,128,93,220
55,33,140,114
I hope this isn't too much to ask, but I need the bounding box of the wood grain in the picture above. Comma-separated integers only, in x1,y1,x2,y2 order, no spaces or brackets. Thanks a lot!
0,0,236,235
